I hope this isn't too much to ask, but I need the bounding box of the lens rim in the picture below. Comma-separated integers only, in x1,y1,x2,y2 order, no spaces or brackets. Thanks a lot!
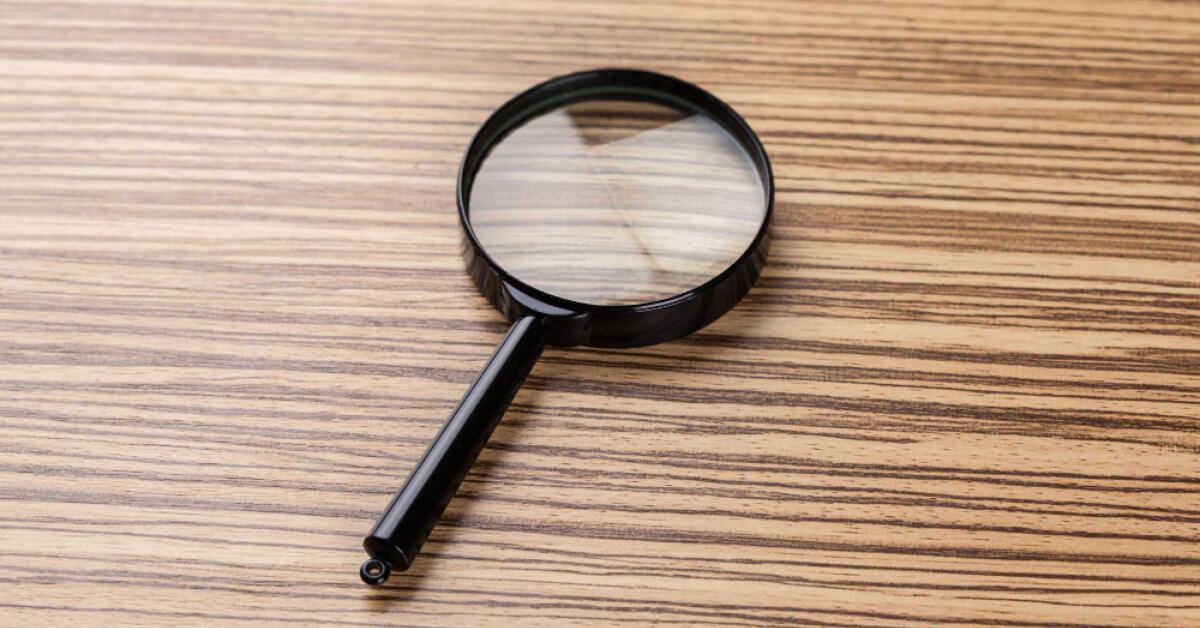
457,68,774,348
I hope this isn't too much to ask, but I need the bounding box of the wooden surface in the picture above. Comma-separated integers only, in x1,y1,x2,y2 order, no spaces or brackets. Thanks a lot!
2,0,1198,625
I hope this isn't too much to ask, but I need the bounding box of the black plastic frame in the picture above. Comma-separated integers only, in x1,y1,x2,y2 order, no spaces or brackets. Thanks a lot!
459,68,774,348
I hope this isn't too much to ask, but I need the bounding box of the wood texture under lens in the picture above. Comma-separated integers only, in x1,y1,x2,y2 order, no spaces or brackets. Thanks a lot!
1,1,1198,626
469,100,766,305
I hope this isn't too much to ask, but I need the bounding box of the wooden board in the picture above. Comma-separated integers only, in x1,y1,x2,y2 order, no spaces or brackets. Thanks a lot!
1,0,1198,625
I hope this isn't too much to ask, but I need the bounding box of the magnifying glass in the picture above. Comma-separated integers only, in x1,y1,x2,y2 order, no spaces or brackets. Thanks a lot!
360,69,773,585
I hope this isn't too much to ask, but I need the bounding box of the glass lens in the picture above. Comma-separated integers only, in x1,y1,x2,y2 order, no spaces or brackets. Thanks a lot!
468,97,766,306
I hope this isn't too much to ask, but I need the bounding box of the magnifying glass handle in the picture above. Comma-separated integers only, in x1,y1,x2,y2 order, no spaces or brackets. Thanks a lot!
360,314,547,585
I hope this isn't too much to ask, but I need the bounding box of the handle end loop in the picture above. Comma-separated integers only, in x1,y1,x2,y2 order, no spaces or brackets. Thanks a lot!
359,558,392,586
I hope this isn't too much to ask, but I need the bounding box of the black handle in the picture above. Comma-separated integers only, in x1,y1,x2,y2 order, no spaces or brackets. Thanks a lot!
360,315,547,585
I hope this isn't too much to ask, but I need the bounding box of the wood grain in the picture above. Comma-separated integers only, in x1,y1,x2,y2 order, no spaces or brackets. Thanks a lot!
1,0,1198,625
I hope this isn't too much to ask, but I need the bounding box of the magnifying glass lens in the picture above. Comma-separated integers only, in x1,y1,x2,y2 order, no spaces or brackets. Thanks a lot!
469,98,767,306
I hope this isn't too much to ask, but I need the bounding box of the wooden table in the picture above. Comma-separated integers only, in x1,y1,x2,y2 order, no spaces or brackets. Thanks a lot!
3,1,1198,625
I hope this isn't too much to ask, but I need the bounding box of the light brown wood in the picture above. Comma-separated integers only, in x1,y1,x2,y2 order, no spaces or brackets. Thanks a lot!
2,0,1198,625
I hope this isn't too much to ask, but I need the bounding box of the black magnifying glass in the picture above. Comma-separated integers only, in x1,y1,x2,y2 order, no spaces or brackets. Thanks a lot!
360,69,773,585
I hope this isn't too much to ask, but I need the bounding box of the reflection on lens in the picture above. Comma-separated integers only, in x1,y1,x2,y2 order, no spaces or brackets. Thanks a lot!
468,98,766,306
